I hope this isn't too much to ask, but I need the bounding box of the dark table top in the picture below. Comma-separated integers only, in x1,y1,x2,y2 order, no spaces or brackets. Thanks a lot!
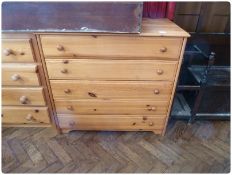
2,2,143,33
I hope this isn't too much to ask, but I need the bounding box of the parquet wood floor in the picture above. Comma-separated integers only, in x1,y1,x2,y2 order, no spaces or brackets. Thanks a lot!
2,120,230,173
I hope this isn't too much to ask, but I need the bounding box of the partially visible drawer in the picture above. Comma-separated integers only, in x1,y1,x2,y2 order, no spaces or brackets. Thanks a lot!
55,99,169,115
2,39,34,63
2,87,46,106
2,63,40,86
46,59,178,81
41,35,183,59
57,114,166,131
50,80,173,100
2,106,50,124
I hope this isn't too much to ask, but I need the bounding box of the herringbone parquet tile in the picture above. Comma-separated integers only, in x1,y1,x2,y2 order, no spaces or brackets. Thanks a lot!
2,120,230,173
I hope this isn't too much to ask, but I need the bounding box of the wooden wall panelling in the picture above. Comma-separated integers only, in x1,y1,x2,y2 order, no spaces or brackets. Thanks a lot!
175,2,202,14
175,2,230,33
197,2,230,33
174,2,202,32
174,15,199,32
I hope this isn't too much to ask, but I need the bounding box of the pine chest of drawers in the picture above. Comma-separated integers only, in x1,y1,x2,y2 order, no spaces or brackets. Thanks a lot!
2,19,189,135
36,19,189,135
2,34,53,127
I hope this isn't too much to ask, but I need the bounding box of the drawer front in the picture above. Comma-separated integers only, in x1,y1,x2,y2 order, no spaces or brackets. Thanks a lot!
2,64,40,86
57,114,166,131
46,59,178,81
2,106,50,124
2,39,34,63
50,80,173,100
41,35,183,59
2,87,46,106
55,99,169,115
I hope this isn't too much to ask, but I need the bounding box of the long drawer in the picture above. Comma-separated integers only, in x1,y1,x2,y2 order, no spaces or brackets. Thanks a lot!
50,80,173,100
57,114,166,131
2,87,46,106
55,99,169,115
46,59,178,81
2,106,50,124
2,39,34,63
2,63,40,86
41,35,183,59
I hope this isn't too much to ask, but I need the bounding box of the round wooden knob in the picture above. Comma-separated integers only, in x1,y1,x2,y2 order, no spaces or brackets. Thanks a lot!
149,122,154,126
147,106,156,111
57,45,64,51
19,96,28,104
3,48,13,56
160,47,167,52
25,114,35,121
69,121,76,127
64,89,71,94
61,69,68,74
67,105,73,111
63,60,69,64
157,69,163,75
11,74,21,81
154,89,160,95
20,51,25,55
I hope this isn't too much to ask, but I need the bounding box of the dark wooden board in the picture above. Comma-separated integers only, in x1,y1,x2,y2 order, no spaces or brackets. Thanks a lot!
2,2,143,33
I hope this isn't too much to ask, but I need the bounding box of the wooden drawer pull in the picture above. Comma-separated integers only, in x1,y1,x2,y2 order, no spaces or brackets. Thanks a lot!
11,74,21,81
61,69,68,74
64,89,71,94
154,89,160,95
149,122,154,126
25,114,36,121
3,48,13,56
147,106,156,111
160,47,167,53
19,51,25,55
57,45,64,51
19,96,28,104
67,105,73,111
156,69,163,75
63,60,69,64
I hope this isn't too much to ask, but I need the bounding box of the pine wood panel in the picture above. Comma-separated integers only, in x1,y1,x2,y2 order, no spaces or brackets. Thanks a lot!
41,35,183,59
2,106,50,124
50,80,173,100
46,59,178,81
57,114,166,131
2,63,40,86
54,99,169,115
2,39,34,63
2,87,46,106
141,18,190,37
